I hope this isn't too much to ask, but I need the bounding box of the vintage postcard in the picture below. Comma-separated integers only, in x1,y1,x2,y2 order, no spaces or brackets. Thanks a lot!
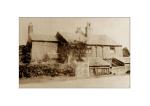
19,17,130,88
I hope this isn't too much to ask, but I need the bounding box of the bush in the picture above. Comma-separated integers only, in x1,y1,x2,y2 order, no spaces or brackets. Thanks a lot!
19,63,75,78
19,64,30,78
126,70,130,74
63,64,75,76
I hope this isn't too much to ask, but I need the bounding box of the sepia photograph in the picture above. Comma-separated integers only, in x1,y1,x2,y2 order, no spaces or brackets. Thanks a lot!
19,17,130,88
2,0,150,105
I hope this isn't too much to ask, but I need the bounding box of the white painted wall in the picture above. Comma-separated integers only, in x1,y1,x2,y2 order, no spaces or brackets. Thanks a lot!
97,46,103,58
31,42,58,62
87,45,123,59
103,46,110,59
115,47,123,57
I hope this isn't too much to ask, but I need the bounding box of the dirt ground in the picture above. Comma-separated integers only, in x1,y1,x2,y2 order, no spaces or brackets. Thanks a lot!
19,74,130,88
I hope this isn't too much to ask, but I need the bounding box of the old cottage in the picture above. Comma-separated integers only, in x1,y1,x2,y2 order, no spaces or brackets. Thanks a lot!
24,22,129,77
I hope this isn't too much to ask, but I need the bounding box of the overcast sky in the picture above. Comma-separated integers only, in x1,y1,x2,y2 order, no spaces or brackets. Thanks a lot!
19,17,130,49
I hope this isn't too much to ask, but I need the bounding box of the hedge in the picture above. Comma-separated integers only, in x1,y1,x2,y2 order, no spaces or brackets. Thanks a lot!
19,63,75,78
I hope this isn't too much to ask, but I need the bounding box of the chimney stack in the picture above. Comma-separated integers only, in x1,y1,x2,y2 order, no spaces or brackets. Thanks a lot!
27,22,33,43
85,22,92,37
28,23,33,36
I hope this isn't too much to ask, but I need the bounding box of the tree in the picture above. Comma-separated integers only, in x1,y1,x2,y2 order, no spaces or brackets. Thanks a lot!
123,47,130,57
72,42,87,61
58,41,87,63
21,42,32,64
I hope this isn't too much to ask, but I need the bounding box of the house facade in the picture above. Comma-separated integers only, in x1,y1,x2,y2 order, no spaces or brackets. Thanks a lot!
25,23,129,77
85,23,123,59
27,23,58,63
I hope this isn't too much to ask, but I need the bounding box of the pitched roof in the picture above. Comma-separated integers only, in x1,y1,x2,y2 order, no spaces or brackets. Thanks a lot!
30,32,121,46
31,33,58,42
89,57,111,67
57,32,121,46
57,32,87,43
87,34,121,46
114,57,130,64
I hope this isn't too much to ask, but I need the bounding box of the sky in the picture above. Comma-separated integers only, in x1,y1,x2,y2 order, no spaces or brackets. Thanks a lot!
19,17,130,49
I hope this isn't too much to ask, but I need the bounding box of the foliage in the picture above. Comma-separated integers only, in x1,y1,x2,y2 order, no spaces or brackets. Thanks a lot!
71,42,87,61
19,63,75,78
126,70,130,74
21,42,32,64
123,47,130,57
58,41,87,63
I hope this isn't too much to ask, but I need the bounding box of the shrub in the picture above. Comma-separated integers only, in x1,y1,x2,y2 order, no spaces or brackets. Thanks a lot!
19,64,30,78
63,64,75,76
19,63,76,78
126,70,130,74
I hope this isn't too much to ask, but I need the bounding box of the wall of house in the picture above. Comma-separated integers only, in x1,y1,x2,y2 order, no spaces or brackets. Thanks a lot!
86,45,103,58
87,45,123,59
97,46,103,58
103,46,110,59
31,42,58,62
91,46,97,57
115,47,123,57
103,46,123,59
86,46,92,57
